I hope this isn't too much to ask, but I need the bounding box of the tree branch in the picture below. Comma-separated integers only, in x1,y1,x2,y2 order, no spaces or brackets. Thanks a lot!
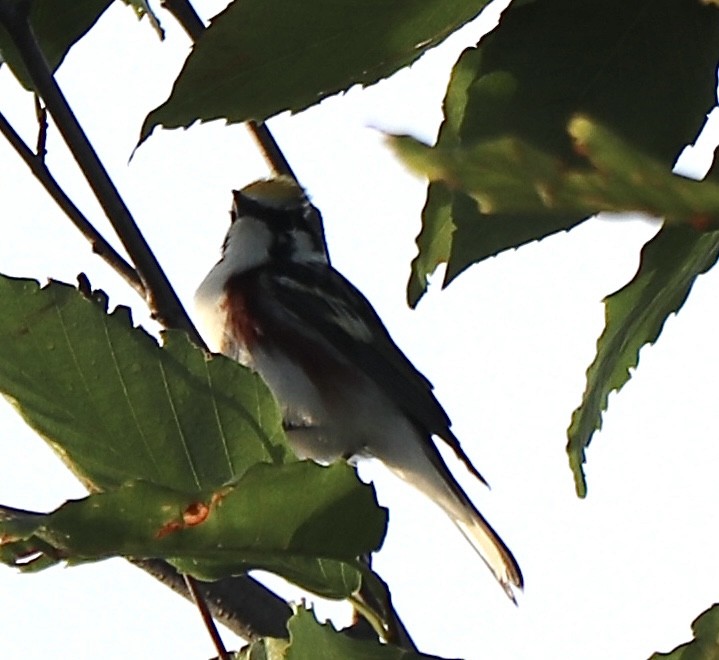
132,559,292,641
184,573,230,659
0,1,201,340
0,109,145,298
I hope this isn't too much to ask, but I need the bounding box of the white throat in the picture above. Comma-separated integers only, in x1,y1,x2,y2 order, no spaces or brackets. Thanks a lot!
194,215,272,352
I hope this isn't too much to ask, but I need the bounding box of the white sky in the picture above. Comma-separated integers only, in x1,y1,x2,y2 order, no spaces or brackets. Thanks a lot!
1,1,719,658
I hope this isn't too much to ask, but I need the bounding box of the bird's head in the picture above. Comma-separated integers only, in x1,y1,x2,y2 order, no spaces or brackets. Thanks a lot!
222,176,328,273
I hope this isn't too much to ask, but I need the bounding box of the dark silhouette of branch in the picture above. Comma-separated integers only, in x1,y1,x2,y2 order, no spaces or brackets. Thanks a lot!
0,1,201,340
0,109,145,298
184,574,230,659
131,560,292,640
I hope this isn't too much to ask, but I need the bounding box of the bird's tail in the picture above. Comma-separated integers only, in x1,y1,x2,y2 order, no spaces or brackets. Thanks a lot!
453,502,523,603
382,434,523,601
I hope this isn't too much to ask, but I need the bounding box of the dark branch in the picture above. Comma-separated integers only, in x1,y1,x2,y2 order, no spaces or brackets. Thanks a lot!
184,573,230,659
33,94,47,160
0,2,202,341
0,109,145,298
132,560,292,640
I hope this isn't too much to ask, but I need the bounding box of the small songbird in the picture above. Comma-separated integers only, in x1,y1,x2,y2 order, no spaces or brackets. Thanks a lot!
194,177,523,600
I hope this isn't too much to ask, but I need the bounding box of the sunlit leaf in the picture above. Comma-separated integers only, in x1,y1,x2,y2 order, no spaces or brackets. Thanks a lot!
0,462,388,599
238,605,453,659
0,275,290,492
392,118,719,225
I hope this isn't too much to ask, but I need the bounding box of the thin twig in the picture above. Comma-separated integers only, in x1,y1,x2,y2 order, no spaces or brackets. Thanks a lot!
184,574,230,660
33,94,47,160
0,109,145,298
0,2,202,342
131,559,292,640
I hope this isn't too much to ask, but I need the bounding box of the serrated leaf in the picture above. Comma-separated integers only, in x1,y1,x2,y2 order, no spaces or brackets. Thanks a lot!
406,0,719,303
0,275,290,491
446,192,581,288
0,462,388,600
0,1,112,90
240,605,453,660
567,225,719,496
650,604,719,660
140,0,492,140
407,182,454,307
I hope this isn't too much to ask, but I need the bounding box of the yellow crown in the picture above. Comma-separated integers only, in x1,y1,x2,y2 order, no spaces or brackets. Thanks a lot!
239,176,307,210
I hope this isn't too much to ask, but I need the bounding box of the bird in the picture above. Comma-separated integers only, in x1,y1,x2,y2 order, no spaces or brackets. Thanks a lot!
194,176,523,601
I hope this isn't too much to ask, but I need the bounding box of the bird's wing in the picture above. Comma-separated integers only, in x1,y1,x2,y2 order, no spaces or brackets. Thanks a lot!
253,262,487,485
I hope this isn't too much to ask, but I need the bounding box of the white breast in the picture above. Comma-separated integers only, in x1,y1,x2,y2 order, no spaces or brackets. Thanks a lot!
194,215,273,354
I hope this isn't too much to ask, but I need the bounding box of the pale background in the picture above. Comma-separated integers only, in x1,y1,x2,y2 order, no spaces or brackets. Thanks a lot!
1,1,719,658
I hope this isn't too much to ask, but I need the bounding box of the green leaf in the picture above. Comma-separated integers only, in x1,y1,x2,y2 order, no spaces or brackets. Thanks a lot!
567,225,719,496
405,0,719,303
405,44,477,307
392,117,719,224
140,0,492,140
649,604,719,659
456,0,719,161
405,47,584,303
0,462,388,600
239,605,453,660
0,275,290,491
0,1,112,90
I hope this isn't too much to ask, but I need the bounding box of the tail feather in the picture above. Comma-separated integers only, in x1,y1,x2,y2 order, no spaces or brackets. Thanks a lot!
418,437,523,601
378,427,523,601
455,506,523,603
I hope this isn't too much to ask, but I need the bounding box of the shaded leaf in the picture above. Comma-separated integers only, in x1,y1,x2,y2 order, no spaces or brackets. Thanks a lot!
239,605,453,660
0,1,112,90
447,192,581,287
0,462,387,600
141,0,492,140
407,0,719,303
567,225,719,496
0,275,290,492
456,0,719,161
650,604,719,659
